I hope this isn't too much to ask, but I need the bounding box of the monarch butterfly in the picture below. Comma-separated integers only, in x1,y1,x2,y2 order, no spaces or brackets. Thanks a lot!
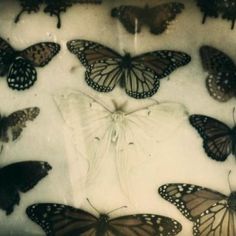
189,114,236,162
0,107,40,143
0,37,60,90
200,45,236,102
54,89,188,195
196,0,236,29
15,0,103,28
0,161,51,215
111,2,185,35
66,39,191,99
26,202,182,236
158,181,236,236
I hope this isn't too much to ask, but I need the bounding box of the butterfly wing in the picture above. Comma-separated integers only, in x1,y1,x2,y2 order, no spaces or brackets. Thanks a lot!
189,114,233,161
195,0,220,23
67,40,123,93
158,183,228,221
108,214,182,236
20,42,61,67
26,203,98,236
200,45,236,102
148,3,185,35
111,5,144,34
0,37,15,76
126,50,190,99
0,161,51,215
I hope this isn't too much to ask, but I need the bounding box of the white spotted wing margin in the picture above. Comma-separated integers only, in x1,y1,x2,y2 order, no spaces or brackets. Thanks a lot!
53,89,188,194
26,203,182,236
158,183,236,236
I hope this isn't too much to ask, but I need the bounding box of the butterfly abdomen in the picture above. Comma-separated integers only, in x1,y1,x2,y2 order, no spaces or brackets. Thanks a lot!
228,192,236,211
0,117,9,142
96,214,110,235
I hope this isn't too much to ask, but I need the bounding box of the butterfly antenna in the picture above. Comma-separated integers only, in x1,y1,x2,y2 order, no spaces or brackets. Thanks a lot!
86,198,100,214
107,206,128,216
227,170,233,192
233,107,236,125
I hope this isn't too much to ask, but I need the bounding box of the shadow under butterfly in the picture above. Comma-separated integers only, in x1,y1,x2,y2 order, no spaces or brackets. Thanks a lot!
26,201,182,236
189,113,236,162
111,2,185,35
15,0,103,28
200,45,236,102
158,172,236,236
196,0,236,29
66,39,191,99
54,89,188,196
0,37,60,90
0,161,51,215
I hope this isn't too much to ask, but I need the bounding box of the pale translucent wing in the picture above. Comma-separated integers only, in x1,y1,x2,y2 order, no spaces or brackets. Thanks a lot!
53,89,112,182
193,202,236,236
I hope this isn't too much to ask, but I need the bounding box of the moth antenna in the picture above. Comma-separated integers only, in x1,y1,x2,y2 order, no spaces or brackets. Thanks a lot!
233,107,236,125
227,170,233,193
87,198,100,214
107,206,127,215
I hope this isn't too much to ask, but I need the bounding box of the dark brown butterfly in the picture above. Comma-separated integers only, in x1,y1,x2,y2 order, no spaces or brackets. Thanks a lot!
196,0,236,29
26,203,182,235
15,0,103,28
111,2,184,35
67,39,191,99
0,161,51,215
200,45,236,102
189,114,236,161
0,37,60,90
0,107,40,143
159,183,236,236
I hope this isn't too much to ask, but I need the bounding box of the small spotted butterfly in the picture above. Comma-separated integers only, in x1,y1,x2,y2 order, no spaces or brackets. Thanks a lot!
0,107,40,143
26,203,182,236
189,114,236,162
0,37,60,90
111,2,185,35
0,161,51,215
67,39,191,99
200,45,236,102
15,0,103,28
159,183,236,236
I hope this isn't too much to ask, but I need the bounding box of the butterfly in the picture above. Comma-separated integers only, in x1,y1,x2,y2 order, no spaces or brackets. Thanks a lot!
111,2,185,35
189,114,236,161
199,45,236,102
54,89,188,194
158,183,236,236
196,0,236,29
26,202,182,236
0,161,51,215
0,37,60,90
15,0,103,28
66,39,191,99
0,107,40,143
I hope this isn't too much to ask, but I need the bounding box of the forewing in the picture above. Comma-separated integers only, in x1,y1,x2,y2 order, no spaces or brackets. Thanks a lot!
0,37,15,76
133,50,191,79
193,201,236,236
26,204,98,236
0,161,51,214
158,184,227,221
67,40,122,92
108,214,182,236
148,3,185,35
189,115,232,161
7,57,37,90
20,42,61,67
5,107,40,141
111,5,144,34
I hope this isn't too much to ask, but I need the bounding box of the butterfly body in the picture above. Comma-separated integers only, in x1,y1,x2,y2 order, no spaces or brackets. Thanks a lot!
111,2,184,35
159,183,236,236
0,161,51,215
67,39,191,99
